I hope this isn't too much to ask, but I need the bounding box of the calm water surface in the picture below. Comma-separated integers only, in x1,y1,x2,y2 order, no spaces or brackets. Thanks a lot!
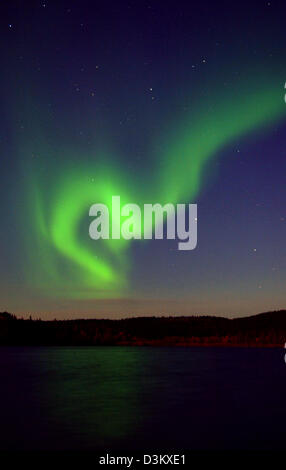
0,347,285,450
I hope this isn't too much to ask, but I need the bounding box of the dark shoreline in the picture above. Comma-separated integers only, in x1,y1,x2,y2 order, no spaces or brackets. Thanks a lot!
1,309,285,347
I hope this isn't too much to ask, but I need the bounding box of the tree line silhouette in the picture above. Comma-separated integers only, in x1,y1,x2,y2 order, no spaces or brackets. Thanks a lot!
0,310,285,346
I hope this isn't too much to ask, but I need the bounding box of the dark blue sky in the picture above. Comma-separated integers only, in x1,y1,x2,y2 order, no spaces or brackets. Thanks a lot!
0,1,285,318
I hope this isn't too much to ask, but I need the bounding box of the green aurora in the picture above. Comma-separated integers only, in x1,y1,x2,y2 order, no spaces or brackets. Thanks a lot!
24,73,286,300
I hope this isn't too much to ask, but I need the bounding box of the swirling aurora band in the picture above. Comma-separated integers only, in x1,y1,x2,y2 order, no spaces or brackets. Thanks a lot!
25,75,286,299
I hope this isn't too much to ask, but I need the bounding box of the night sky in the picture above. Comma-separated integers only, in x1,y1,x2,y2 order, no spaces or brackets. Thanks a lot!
1,1,285,319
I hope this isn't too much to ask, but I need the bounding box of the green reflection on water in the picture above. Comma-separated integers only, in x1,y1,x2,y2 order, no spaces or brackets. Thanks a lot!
36,347,142,449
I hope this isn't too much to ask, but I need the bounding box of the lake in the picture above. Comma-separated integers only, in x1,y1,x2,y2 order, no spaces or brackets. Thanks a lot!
0,346,285,451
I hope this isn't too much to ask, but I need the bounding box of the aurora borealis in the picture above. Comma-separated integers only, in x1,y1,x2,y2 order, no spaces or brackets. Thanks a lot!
1,1,286,318
26,76,285,300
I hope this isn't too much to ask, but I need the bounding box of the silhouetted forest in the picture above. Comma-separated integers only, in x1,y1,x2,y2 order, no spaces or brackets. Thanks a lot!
0,310,285,346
